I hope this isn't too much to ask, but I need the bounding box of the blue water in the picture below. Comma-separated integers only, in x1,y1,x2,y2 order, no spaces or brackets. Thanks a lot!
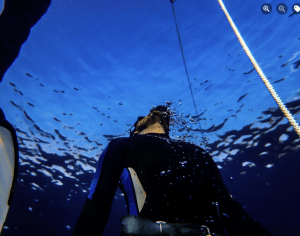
0,0,300,235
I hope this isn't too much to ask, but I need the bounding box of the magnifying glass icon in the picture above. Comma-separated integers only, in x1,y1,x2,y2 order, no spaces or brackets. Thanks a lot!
263,5,270,12
279,5,285,12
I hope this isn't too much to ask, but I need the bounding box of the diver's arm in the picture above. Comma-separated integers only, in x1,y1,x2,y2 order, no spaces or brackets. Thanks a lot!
206,153,272,236
72,138,128,236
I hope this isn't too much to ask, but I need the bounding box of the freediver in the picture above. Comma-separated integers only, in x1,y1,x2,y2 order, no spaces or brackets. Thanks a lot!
72,105,272,236
0,0,51,233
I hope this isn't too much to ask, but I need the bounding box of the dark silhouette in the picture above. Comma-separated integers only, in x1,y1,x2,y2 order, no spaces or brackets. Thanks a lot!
0,0,51,82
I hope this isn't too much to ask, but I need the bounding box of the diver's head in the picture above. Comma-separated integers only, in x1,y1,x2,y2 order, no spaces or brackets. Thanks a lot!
130,105,171,138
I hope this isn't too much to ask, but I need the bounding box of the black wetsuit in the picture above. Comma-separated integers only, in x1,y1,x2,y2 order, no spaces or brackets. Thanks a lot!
0,0,51,82
72,134,272,236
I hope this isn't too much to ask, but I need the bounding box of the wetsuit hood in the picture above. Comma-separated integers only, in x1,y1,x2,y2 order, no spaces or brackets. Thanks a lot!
130,106,171,138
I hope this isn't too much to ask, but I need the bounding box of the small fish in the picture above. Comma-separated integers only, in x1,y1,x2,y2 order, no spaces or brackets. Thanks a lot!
293,59,300,69
237,93,248,103
273,78,286,84
53,117,62,123
204,84,213,90
243,68,254,75
10,101,20,108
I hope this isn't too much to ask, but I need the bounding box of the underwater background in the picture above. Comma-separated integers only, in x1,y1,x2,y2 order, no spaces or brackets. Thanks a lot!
0,0,300,235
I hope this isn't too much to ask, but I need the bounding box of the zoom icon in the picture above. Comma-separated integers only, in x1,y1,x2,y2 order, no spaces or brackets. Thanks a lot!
261,3,272,14
276,3,288,14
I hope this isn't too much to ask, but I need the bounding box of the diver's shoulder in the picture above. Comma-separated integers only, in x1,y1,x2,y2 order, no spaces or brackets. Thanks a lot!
170,139,207,153
108,137,130,146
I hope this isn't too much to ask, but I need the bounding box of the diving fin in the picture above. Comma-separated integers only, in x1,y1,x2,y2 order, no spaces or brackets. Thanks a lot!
0,108,19,233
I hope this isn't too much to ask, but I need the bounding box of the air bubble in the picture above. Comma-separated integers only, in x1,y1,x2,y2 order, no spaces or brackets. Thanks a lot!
265,164,274,168
279,134,289,143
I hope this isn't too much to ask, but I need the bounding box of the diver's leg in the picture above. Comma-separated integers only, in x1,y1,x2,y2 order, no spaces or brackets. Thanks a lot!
0,0,51,82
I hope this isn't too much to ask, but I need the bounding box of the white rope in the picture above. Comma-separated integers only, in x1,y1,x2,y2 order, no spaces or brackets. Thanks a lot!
217,0,300,137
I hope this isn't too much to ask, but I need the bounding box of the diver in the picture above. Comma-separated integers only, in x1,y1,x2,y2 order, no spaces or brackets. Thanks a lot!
72,105,272,236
